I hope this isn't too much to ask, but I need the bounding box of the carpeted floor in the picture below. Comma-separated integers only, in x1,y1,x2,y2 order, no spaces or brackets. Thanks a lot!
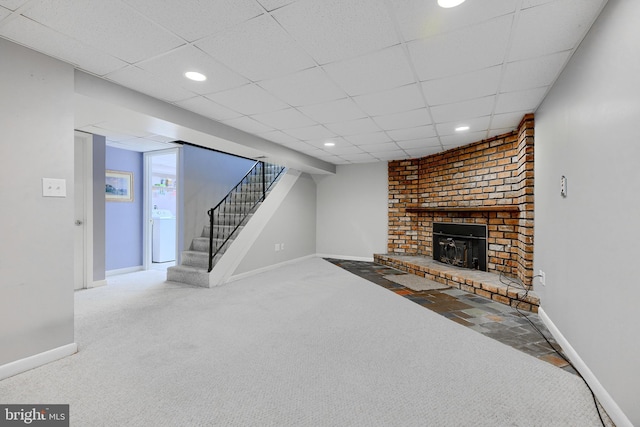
0,258,605,426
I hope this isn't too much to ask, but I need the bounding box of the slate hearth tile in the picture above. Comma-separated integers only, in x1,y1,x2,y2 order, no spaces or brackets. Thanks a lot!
539,353,570,368
450,317,475,327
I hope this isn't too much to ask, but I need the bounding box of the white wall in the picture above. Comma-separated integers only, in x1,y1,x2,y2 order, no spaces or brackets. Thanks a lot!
534,0,639,424
0,40,76,365
232,173,317,275
315,163,388,260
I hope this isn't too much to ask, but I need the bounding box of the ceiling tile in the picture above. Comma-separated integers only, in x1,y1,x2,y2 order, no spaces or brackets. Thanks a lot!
0,0,28,11
327,144,364,155
344,132,392,146
256,0,298,12
338,153,379,163
0,15,127,76
196,14,315,82
386,124,437,141
389,0,516,43
359,142,400,152
122,0,263,42
441,130,488,147
490,111,528,129
298,98,366,124
322,46,415,96
272,0,399,64
251,108,316,129
430,96,495,123
174,96,242,121
495,87,547,114
373,150,410,161
106,66,195,102
508,0,606,61
373,108,431,131
324,118,382,136
222,116,275,134
353,84,425,117
206,84,289,115
136,45,249,95
522,0,556,7
282,124,335,141
436,116,491,136
24,0,184,63
396,137,441,150
305,136,349,148
422,66,501,107
259,130,302,145
501,51,571,92
258,67,345,106
407,14,513,81
405,146,442,157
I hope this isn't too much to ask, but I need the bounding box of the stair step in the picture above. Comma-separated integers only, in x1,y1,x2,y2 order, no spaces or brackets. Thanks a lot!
167,265,210,288
191,237,232,252
203,223,246,238
181,250,222,269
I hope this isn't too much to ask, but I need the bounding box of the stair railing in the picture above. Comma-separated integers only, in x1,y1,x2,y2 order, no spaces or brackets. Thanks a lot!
207,161,285,272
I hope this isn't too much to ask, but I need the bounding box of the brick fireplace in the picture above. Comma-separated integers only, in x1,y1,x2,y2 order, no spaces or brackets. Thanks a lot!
381,114,534,289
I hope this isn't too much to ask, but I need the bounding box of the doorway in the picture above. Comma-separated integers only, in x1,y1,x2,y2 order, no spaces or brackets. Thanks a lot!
144,149,179,270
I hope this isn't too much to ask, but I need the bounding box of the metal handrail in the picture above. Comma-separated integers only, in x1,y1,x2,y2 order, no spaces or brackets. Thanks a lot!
207,161,285,272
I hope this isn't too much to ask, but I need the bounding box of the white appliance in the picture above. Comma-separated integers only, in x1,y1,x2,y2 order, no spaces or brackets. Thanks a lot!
152,209,176,263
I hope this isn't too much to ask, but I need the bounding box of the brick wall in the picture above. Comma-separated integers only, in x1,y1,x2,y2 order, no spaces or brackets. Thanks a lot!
387,114,534,286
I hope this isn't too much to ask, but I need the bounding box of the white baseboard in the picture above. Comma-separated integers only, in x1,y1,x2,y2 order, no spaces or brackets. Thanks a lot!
316,253,374,262
0,343,77,381
538,308,633,427
89,279,107,288
106,266,143,277
226,255,316,284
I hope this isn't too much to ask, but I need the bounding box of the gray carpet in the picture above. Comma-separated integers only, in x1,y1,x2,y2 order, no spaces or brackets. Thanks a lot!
0,258,603,426
383,273,450,291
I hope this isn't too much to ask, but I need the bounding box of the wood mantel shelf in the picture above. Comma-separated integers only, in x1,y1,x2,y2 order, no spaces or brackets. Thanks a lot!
405,205,521,213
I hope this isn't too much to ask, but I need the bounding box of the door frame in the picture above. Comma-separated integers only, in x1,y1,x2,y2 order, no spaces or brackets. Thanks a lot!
143,148,180,270
74,131,95,289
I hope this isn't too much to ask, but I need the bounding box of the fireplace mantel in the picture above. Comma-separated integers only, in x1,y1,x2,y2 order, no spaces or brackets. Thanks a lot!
405,205,521,213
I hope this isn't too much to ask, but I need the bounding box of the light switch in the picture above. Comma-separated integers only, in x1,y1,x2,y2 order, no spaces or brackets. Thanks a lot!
42,178,67,197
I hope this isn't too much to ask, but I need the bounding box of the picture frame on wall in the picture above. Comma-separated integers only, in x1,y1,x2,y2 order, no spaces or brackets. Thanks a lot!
105,170,134,202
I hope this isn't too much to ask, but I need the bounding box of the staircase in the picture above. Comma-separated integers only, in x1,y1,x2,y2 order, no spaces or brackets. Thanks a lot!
167,162,285,287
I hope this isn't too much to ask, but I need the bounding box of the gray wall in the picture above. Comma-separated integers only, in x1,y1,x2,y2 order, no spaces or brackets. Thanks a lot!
534,0,639,424
233,173,317,275
92,135,106,282
0,40,75,365
180,145,255,253
315,163,388,259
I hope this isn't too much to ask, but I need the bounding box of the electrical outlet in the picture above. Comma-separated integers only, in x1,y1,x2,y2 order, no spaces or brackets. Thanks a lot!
539,270,546,286
280,243,284,251
274,243,280,252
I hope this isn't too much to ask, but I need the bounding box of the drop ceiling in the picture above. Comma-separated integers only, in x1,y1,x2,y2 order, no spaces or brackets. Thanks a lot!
0,0,607,165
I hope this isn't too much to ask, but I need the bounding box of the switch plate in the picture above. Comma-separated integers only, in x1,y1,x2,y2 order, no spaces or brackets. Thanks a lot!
274,243,280,252
280,243,284,251
539,270,546,286
42,178,66,197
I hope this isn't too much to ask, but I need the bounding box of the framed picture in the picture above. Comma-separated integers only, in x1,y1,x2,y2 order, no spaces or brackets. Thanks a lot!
105,170,134,202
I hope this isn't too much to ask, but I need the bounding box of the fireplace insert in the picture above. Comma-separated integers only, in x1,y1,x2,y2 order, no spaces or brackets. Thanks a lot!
432,222,487,271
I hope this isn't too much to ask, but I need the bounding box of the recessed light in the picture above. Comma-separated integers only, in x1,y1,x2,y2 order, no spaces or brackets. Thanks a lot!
185,71,206,82
455,126,470,132
438,0,466,8
324,141,336,147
